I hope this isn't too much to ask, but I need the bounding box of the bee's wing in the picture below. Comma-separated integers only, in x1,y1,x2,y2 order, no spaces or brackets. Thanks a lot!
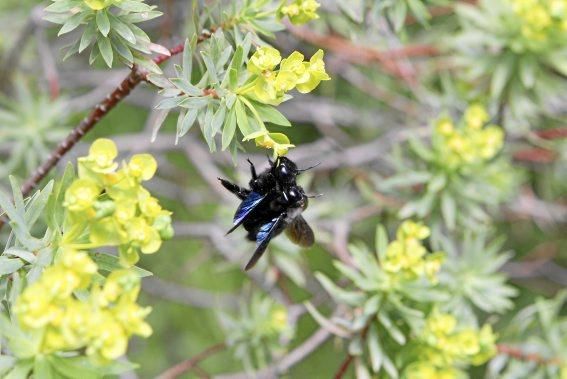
245,214,285,271
285,215,315,247
227,191,266,234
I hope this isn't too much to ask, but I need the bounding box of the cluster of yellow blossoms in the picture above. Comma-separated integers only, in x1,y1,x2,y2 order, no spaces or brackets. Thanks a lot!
243,47,330,106
278,0,320,25
382,221,445,283
14,248,151,363
84,0,119,10
433,104,504,171
405,310,497,379
63,138,173,266
508,0,567,44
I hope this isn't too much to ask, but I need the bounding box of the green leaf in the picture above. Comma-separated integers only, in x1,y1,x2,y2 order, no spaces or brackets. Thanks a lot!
315,272,366,306
0,189,42,251
177,108,199,142
251,102,291,126
211,105,226,137
337,0,365,23
491,57,513,100
375,224,388,261
390,1,407,32
169,78,202,96
88,252,152,277
377,311,406,345
115,0,154,12
108,14,136,44
304,301,351,338
24,180,53,227
0,356,16,377
379,171,431,190
201,51,219,84
235,99,253,136
79,21,97,53
97,37,114,67
58,12,86,36
273,253,306,287
367,324,383,372
182,39,192,82
95,10,111,37
4,248,36,264
222,107,237,151
4,360,33,379
441,192,457,230
48,356,98,379
34,356,56,379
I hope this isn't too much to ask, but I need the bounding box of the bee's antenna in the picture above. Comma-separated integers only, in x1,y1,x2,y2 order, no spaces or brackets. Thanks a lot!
297,162,321,173
306,193,324,198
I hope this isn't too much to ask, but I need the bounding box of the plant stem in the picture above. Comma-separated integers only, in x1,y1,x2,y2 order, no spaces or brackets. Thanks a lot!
156,342,227,379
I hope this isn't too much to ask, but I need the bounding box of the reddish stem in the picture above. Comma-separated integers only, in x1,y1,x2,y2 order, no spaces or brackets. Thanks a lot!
157,342,227,379
334,355,355,379
497,344,563,366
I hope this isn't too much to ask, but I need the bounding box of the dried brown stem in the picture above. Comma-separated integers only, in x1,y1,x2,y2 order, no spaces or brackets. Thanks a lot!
157,342,227,379
497,344,563,366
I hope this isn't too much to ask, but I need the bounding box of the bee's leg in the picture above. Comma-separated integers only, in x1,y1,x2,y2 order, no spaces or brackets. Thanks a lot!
218,178,250,200
246,158,258,180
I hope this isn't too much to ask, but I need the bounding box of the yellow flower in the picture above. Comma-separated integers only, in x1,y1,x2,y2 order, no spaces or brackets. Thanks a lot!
64,178,101,212
435,117,455,136
102,269,141,304
397,220,430,241
126,217,162,254
471,324,497,365
58,248,98,289
128,154,157,181
84,0,116,10
280,0,321,25
269,306,288,333
295,49,330,93
464,104,489,130
87,311,128,362
41,266,82,299
255,133,295,157
79,138,118,174
404,362,440,379
112,299,152,337
453,329,480,356
114,201,137,224
424,252,445,283
14,283,60,329
248,47,282,75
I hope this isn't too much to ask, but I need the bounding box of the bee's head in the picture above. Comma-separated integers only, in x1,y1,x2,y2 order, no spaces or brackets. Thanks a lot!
285,185,308,209
274,156,299,184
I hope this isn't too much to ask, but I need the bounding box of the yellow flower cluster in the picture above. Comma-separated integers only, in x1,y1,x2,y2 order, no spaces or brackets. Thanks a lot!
63,138,173,266
14,249,151,364
382,221,445,283
509,0,567,43
278,0,321,25
433,104,504,170
262,304,289,336
404,310,497,378
243,47,330,106
255,132,295,157
84,0,119,10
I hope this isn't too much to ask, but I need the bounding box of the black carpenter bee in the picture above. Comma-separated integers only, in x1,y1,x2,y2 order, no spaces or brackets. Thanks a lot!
219,157,317,270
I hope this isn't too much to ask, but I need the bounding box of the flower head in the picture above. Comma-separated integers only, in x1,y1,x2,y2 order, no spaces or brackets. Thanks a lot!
248,47,282,75
279,0,321,25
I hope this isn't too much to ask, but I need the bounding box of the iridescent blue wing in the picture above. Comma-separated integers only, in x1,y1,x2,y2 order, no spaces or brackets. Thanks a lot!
226,191,266,234
244,214,285,270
